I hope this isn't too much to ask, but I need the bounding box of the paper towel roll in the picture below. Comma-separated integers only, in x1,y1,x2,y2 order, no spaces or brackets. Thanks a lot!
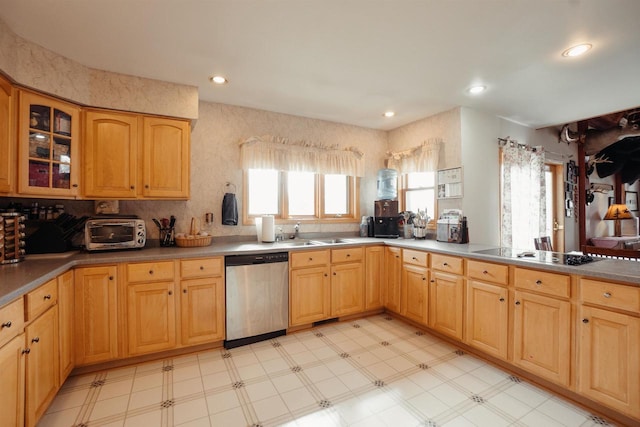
261,215,275,242
255,217,262,241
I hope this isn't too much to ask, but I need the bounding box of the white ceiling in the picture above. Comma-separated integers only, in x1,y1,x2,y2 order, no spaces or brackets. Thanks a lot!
1,0,639,131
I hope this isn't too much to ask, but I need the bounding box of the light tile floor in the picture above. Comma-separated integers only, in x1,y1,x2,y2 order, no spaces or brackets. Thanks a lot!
39,314,614,427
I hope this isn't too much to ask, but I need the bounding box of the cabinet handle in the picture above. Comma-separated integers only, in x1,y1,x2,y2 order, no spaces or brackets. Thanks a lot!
395,255,399,258
515,301,521,305
582,318,589,324
482,270,488,274
1,321,11,328
183,289,187,293
333,272,337,276
499,297,505,302
22,348,30,355
149,270,154,275
603,292,612,298
145,185,150,189
324,273,328,277
412,256,418,260
346,254,351,257
200,266,204,270
168,290,173,296
109,276,114,281
535,280,542,285
422,277,426,281
72,183,78,188
44,294,51,300
309,257,313,261
430,279,435,283
130,185,135,190
443,262,449,266
31,337,40,343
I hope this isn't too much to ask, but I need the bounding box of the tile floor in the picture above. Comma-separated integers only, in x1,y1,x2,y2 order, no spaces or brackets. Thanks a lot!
39,314,614,427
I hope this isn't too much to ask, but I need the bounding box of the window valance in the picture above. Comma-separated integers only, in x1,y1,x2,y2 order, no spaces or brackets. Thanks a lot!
239,135,365,177
386,138,442,173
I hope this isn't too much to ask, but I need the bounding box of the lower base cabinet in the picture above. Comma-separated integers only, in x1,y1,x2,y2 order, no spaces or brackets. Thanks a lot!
402,264,428,324
0,334,25,427
180,277,225,345
465,280,508,359
290,266,331,326
127,281,176,355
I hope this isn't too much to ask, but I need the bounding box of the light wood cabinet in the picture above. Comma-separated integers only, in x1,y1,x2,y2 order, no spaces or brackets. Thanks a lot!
83,110,190,199
0,298,24,348
364,246,385,310
25,304,59,427
429,270,464,339
331,247,364,317
465,260,509,359
74,265,119,365
126,261,176,355
57,271,74,382
179,257,225,345
0,75,15,193
384,247,402,313
290,266,331,326
18,90,80,197
0,333,25,427
402,264,428,324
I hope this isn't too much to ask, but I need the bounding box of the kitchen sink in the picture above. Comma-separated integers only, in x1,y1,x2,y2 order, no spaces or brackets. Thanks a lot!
275,239,322,247
309,238,357,245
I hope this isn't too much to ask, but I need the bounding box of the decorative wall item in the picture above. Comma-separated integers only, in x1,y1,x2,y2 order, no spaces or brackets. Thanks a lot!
437,167,463,199
626,191,638,211
565,160,578,219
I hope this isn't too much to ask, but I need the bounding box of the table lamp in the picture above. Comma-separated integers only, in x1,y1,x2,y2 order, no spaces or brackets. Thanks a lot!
603,204,633,237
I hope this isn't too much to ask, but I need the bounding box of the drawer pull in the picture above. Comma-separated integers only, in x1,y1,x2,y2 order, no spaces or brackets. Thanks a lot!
443,262,449,266
346,254,351,257
482,270,488,274
149,270,154,275
31,337,40,343
168,290,173,296
582,318,589,324
603,292,612,298
535,280,542,285
1,321,11,328
109,276,114,281
183,289,188,294
324,273,328,277
22,348,30,355
515,300,521,305
499,297,505,302
430,279,435,283
422,277,426,281
200,266,205,270
44,294,51,300
333,272,337,276
309,257,313,261
412,256,418,260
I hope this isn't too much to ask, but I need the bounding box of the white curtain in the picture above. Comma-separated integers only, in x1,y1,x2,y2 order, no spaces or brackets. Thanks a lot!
501,144,547,250
386,138,441,173
239,135,365,176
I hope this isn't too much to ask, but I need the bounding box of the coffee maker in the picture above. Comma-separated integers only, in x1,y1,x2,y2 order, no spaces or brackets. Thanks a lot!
373,200,399,238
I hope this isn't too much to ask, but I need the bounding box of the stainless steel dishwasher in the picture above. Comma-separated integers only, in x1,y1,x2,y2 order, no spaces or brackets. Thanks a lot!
224,252,289,349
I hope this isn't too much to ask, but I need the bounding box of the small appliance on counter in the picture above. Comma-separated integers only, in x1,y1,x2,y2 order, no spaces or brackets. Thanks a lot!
436,209,469,243
84,215,146,251
1,213,26,264
373,200,399,238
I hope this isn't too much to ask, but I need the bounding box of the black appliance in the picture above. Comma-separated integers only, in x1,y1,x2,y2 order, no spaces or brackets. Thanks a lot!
373,200,399,238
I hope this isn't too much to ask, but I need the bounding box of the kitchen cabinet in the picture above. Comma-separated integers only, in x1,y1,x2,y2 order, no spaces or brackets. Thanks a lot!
290,250,331,326
577,279,640,418
0,75,15,193
429,254,464,340
512,268,571,387
384,246,402,313
18,90,80,197
24,285,59,427
74,265,119,365
83,109,190,199
125,261,176,356
0,334,26,427
465,260,509,360
401,249,429,325
331,247,364,317
179,257,225,345
364,246,385,310
57,271,74,382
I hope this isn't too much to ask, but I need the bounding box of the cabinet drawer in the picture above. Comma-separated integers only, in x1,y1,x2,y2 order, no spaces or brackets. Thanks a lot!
467,260,508,285
25,278,58,321
290,250,330,269
581,278,640,313
127,261,175,283
0,298,24,347
181,257,223,279
403,249,428,267
514,268,570,298
332,247,363,263
431,254,463,275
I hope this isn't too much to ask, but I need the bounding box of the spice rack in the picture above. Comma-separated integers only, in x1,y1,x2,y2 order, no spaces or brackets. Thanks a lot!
1,213,26,264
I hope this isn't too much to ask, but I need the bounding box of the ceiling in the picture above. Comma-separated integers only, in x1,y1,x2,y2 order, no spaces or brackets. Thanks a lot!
1,0,639,131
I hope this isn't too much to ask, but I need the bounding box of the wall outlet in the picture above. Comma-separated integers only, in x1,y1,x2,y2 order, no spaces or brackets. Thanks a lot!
95,200,119,214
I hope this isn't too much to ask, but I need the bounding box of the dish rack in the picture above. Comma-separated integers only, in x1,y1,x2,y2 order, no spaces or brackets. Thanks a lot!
175,217,212,247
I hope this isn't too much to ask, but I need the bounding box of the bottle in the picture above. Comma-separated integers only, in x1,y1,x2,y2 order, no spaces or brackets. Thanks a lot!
376,169,398,200
360,216,368,237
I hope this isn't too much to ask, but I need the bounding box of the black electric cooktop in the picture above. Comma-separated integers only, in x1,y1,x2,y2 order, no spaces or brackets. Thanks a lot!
473,248,600,266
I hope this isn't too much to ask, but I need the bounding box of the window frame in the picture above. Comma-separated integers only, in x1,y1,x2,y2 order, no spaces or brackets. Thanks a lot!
399,171,437,224
242,170,359,224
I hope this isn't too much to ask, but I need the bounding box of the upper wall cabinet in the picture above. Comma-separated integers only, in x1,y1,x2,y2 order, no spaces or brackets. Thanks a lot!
83,110,190,199
18,90,80,198
0,75,15,193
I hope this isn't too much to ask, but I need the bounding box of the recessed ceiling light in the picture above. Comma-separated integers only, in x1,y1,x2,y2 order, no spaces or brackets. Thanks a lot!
562,43,592,57
209,75,228,84
468,85,486,94
383,111,395,118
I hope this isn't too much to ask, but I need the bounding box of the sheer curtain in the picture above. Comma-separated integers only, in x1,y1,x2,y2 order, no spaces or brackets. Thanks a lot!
501,143,547,250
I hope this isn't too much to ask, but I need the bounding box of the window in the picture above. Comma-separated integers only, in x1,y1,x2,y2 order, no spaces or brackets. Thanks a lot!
245,169,358,222
401,172,436,219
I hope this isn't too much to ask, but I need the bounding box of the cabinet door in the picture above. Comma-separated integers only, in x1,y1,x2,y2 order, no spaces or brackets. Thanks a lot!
74,266,118,365
57,271,74,382
365,246,385,310
127,281,176,355
0,334,25,427
465,280,508,359
25,306,59,427
385,247,402,313
429,270,464,340
513,290,570,387
402,264,428,324
83,110,139,198
18,91,80,197
0,76,15,193
180,277,225,345
578,305,640,418
290,267,330,326
142,117,190,198
331,262,364,317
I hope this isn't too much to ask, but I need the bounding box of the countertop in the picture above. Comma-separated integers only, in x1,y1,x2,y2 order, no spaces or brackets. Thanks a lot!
2,237,639,308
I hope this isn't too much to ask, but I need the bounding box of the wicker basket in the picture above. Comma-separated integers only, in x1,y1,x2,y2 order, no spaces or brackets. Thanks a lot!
175,235,212,248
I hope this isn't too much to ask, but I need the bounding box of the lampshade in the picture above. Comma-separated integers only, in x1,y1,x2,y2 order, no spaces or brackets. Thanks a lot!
603,204,633,220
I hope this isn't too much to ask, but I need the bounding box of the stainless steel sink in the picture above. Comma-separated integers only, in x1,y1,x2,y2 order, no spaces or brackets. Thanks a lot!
275,240,322,247
309,238,356,245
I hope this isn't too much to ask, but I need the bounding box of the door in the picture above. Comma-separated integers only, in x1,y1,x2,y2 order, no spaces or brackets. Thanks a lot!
545,163,565,252
57,271,74,382
181,277,225,345
331,262,364,317
0,76,15,193
401,264,428,324
465,280,508,359
290,267,330,326
429,270,464,340
127,281,176,355
0,334,25,427
364,246,384,310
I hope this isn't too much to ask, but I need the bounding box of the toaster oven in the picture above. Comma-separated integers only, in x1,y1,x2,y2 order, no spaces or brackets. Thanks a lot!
84,218,146,251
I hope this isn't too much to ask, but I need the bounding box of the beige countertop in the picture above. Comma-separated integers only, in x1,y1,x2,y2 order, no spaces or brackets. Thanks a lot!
2,237,639,307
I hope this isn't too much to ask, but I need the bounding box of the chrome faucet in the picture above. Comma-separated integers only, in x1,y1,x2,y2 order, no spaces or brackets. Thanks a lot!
275,226,284,242
294,222,300,239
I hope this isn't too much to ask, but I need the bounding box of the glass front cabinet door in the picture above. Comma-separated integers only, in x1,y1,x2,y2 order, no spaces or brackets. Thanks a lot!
18,90,80,197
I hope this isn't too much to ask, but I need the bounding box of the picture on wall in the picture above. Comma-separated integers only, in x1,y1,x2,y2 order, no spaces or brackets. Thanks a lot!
626,191,638,211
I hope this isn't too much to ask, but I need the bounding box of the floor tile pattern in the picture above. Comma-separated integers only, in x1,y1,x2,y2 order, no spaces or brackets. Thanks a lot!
39,315,614,426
